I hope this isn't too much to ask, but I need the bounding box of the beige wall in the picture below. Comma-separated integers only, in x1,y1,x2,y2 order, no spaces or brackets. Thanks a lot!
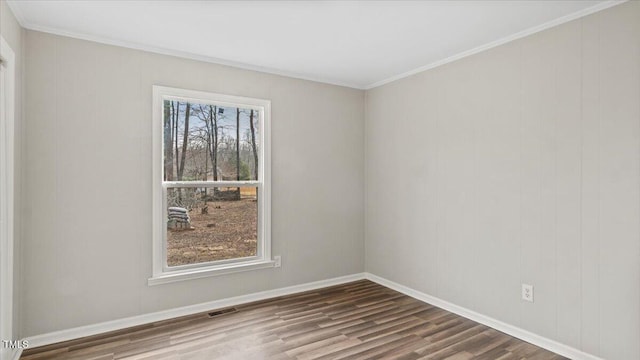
364,2,639,359
12,2,640,358
21,30,364,336
1,0,23,341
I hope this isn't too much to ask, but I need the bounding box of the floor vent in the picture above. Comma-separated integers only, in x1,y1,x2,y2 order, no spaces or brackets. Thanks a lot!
208,308,238,318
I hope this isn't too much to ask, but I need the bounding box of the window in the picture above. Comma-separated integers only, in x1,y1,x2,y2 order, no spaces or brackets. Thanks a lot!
150,86,271,285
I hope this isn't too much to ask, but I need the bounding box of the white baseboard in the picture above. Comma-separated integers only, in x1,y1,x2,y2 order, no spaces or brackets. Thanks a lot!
25,273,366,349
364,272,603,360
22,272,602,360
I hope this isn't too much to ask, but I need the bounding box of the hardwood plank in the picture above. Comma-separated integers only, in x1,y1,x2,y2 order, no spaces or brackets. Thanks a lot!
20,280,566,360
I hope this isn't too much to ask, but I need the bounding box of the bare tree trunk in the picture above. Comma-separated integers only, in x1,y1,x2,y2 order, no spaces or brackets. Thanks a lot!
203,108,208,198
164,101,173,181
212,106,218,181
204,132,208,181
249,110,258,180
174,101,180,181
201,104,211,181
170,102,177,180
236,108,241,194
178,102,191,180
197,105,211,198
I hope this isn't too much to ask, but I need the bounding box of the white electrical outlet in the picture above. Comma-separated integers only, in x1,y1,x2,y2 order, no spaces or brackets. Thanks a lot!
274,255,281,268
522,284,534,302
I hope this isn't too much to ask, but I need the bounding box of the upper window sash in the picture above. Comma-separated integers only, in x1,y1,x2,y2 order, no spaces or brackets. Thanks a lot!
161,92,264,183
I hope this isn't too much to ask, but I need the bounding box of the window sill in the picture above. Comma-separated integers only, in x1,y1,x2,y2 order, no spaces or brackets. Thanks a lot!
148,259,276,286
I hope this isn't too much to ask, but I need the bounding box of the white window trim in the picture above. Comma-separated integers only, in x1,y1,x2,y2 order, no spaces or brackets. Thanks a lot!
0,36,16,359
149,86,272,286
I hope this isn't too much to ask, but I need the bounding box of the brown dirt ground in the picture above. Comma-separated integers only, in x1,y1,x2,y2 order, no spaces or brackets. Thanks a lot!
167,198,257,267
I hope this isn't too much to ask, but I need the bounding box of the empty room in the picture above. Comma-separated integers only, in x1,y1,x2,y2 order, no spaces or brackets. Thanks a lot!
0,0,638,359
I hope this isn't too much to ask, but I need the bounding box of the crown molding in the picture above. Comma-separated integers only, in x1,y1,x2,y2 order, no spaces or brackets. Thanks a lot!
364,0,627,89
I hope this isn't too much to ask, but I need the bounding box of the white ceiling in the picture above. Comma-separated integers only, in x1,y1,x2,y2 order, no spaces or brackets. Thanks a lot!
7,0,620,89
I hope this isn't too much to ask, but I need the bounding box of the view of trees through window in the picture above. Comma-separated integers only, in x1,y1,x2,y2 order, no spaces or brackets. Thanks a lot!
163,100,259,182
163,100,260,267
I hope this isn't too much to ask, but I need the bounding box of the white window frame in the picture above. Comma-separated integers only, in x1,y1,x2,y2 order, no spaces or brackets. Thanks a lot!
149,86,272,285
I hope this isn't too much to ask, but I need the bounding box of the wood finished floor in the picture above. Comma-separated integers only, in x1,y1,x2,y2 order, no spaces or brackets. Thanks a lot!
21,280,567,360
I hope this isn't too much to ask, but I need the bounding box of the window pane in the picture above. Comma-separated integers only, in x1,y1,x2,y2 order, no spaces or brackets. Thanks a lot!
163,100,260,181
166,186,258,267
